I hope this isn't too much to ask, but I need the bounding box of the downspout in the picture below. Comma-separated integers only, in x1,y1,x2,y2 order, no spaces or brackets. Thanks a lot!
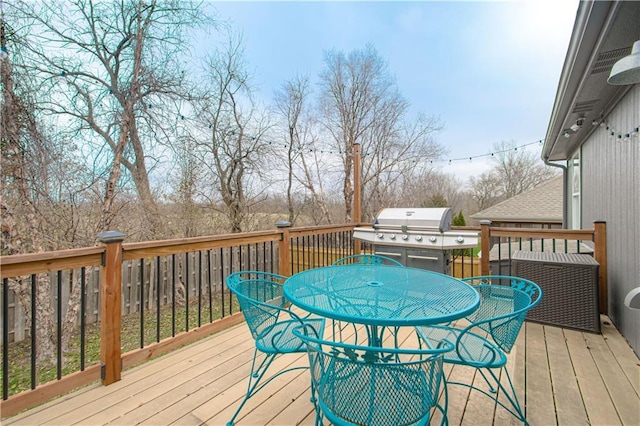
543,157,568,229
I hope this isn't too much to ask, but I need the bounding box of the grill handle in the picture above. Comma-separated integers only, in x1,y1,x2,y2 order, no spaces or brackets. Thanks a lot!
408,255,439,261
374,251,402,258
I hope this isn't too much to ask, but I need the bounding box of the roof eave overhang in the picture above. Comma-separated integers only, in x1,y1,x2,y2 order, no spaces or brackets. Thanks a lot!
543,1,638,162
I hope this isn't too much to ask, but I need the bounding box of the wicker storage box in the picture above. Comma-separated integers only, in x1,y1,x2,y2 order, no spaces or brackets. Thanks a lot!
512,251,600,333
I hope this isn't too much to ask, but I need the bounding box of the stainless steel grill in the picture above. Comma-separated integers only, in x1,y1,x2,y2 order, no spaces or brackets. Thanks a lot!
353,207,480,274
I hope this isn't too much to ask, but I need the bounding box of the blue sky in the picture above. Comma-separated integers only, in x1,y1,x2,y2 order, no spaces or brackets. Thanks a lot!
204,0,578,181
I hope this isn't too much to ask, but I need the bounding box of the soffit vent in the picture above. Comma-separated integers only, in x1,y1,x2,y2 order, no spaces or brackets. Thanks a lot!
591,47,631,74
572,99,599,114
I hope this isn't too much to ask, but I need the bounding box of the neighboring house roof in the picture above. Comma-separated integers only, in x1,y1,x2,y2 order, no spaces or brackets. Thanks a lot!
543,1,640,161
470,176,563,223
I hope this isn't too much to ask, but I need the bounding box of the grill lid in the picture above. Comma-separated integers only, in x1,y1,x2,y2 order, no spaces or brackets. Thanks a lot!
373,208,452,232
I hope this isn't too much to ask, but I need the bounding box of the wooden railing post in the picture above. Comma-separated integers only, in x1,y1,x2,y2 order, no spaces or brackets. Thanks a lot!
276,221,292,276
480,220,491,276
593,220,607,314
97,231,125,385
353,142,362,256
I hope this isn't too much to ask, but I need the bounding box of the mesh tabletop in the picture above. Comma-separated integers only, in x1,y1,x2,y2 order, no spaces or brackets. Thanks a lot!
284,265,480,326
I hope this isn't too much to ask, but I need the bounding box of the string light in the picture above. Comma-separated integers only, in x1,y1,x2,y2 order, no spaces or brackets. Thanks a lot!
599,119,640,141
170,109,638,163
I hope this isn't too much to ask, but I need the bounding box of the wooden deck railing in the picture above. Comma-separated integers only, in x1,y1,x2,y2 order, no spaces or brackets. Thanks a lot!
479,220,607,313
0,220,607,418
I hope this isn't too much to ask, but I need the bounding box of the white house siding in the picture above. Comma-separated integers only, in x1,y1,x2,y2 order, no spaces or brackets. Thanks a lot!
580,84,639,356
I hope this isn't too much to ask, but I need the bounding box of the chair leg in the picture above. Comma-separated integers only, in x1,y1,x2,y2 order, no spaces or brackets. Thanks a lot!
227,349,277,426
487,367,528,425
446,366,528,425
436,376,449,426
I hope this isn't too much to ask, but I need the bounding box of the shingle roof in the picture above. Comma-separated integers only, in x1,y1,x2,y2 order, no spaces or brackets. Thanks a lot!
470,176,563,223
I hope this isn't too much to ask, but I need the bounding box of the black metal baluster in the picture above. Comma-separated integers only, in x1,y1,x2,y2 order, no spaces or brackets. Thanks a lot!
140,259,145,349
80,268,86,371
220,247,226,316
322,233,327,266
304,236,309,272
507,237,513,275
497,240,502,275
229,247,234,314
208,250,213,323
198,251,202,327
57,270,62,380
172,254,176,337
185,253,189,332
31,274,37,387
156,256,161,343
294,236,299,274
2,278,8,400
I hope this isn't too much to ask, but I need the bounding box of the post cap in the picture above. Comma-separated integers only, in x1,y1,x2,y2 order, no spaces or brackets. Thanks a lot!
97,231,126,243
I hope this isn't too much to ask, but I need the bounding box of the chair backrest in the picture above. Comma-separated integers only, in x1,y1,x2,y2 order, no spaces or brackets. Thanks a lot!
293,324,451,426
461,275,542,353
226,271,289,341
332,254,404,267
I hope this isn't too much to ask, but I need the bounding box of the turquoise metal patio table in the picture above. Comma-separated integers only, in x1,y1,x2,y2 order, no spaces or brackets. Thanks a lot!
284,264,480,346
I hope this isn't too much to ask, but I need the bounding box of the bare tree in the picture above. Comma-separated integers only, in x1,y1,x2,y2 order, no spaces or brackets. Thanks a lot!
273,74,334,225
2,0,210,363
168,132,202,238
0,11,94,362
195,32,272,233
273,75,309,224
468,140,559,210
360,113,444,220
10,0,208,239
319,45,443,222
468,172,503,211
397,170,464,212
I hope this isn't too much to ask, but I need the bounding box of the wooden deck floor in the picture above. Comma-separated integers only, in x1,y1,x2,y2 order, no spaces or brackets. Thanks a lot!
4,316,639,425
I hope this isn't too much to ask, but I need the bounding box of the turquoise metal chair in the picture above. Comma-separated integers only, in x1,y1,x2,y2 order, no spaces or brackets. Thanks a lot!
332,254,404,267
293,323,454,426
225,271,325,425
416,275,542,425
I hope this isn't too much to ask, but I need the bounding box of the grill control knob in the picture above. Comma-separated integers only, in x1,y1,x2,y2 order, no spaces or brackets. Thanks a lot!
376,233,384,239
401,234,409,240
415,235,423,242
389,234,396,240
456,236,465,243
429,236,437,243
